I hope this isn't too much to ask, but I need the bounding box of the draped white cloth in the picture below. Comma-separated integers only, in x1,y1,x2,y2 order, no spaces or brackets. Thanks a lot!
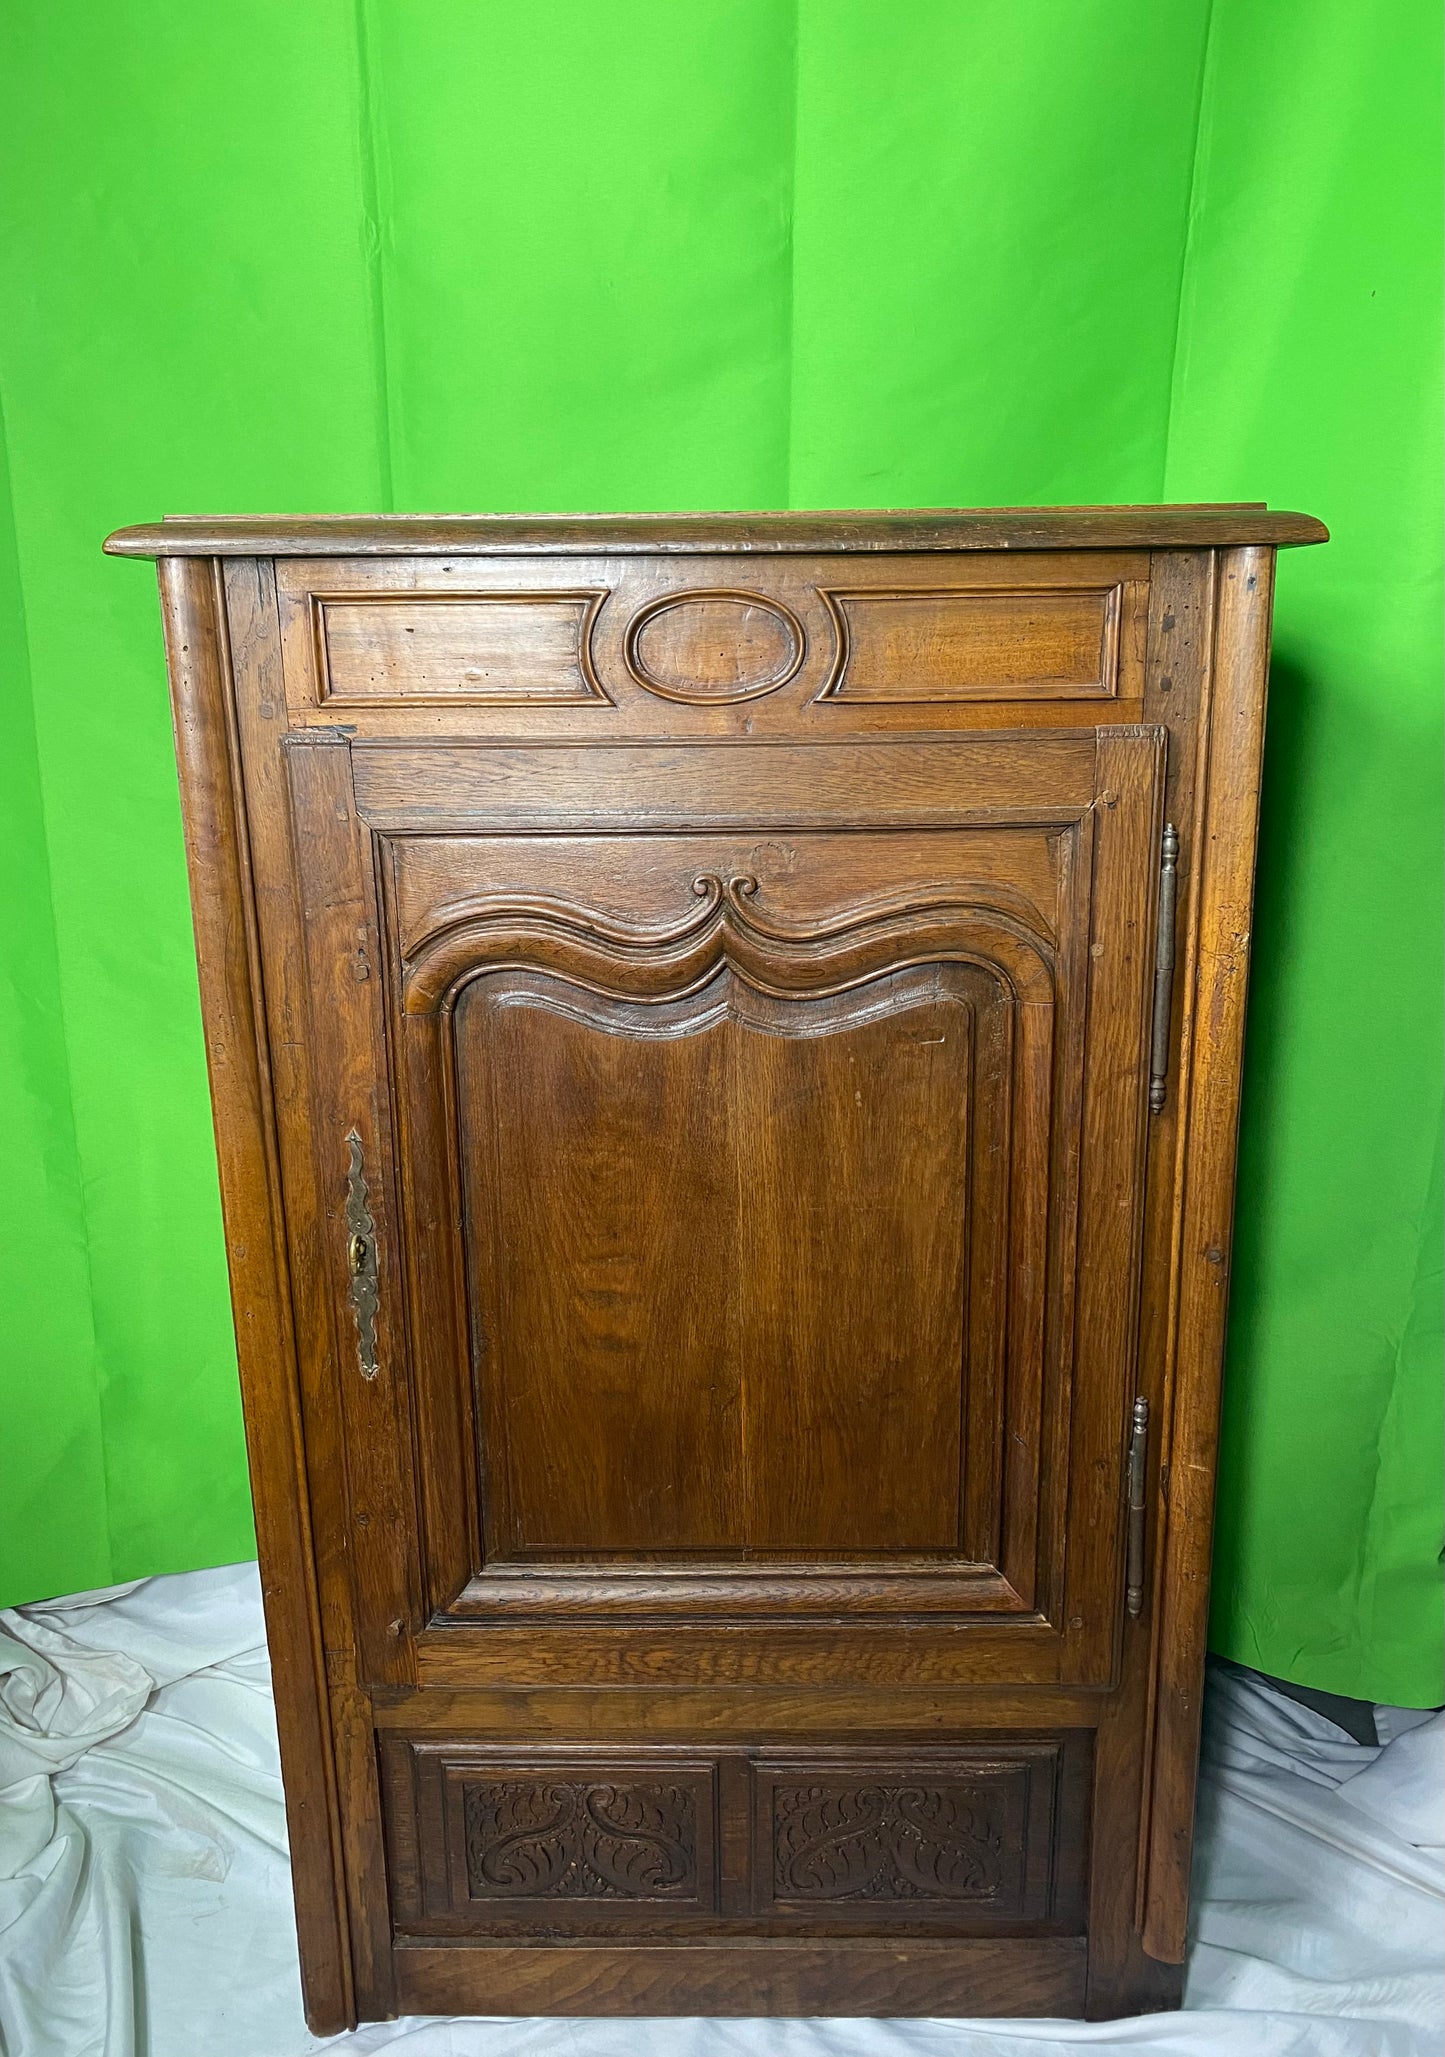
1,1564,1439,2057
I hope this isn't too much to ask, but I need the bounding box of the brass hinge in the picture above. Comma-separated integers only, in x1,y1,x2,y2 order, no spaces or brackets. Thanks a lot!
1126,1397,1150,1617
1149,824,1180,1113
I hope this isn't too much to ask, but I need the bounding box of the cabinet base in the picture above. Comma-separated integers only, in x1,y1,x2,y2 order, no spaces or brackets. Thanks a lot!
386,1936,1090,2019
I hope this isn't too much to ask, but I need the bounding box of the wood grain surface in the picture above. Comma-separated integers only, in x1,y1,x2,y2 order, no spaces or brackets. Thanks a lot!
124,511,1319,2029
107,504,1326,556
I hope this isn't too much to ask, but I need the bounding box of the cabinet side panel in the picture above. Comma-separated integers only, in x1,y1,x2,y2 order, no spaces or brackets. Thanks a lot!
155,556,354,2033
1141,546,1276,1961
1079,552,1213,2019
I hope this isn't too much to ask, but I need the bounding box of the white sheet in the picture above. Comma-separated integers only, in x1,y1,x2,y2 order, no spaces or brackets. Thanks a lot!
0,1564,1439,2057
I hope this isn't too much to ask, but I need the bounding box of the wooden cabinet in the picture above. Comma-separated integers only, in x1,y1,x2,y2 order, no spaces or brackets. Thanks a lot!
106,506,1326,2028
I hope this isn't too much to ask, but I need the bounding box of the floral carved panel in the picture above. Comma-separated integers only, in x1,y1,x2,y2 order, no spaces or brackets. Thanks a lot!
462,1776,703,1903
754,1751,1063,1920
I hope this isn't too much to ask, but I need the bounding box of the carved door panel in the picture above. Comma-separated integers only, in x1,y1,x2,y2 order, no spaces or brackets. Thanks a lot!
289,728,1163,1690
457,953,1010,1564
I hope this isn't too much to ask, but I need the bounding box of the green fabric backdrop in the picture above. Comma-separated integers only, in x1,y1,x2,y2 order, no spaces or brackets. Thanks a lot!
1,1,1439,1702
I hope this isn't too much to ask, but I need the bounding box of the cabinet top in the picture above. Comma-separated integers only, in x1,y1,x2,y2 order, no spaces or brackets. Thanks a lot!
105,504,1327,558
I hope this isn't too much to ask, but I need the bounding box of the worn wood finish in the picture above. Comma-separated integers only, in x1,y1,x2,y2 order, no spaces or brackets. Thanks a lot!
1139,548,1279,1961
106,504,1328,557
391,1937,1090,2017
317,590,609,704
114,509,1323,2031
820,581,1125,701
153,560,353,2028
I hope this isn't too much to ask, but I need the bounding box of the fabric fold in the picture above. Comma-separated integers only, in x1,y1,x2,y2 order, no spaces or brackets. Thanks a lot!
1,1565,1441,2057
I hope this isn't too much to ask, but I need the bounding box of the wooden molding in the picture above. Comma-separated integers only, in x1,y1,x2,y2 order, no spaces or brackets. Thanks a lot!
106,505,1328,558
156,558,355,2032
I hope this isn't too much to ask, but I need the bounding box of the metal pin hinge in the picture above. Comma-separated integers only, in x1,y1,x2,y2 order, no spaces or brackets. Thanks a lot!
1126,1397,1150,1617
1148,824,1180,1113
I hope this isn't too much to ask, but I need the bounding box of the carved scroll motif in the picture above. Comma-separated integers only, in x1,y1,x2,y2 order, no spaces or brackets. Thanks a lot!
402,868,1057,1016
772,1781,1006,1903
463,1779,698,1901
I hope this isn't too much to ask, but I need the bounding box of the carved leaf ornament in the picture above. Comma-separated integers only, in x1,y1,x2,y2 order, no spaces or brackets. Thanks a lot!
773,1781,1005,1902
463,1778,698,1900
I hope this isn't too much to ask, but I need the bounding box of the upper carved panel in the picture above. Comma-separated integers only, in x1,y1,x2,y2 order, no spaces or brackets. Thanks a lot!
817,585,1122,702
273,552,1149,738
625,590,805,702
314,591,609,704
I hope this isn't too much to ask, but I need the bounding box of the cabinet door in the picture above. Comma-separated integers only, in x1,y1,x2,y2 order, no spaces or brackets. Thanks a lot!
288,728,1163,1689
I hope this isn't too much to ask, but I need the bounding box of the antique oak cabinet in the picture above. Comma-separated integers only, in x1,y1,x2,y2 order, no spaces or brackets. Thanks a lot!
107,506,1325,2029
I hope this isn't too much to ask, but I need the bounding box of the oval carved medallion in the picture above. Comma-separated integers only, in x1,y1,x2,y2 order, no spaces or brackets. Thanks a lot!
625,590,804,702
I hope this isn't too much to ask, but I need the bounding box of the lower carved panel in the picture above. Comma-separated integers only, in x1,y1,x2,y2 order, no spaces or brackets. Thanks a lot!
771,1781,1007,1904
754,1750,1057,1920
463,1778,698,1901
382,1736,1086,1937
